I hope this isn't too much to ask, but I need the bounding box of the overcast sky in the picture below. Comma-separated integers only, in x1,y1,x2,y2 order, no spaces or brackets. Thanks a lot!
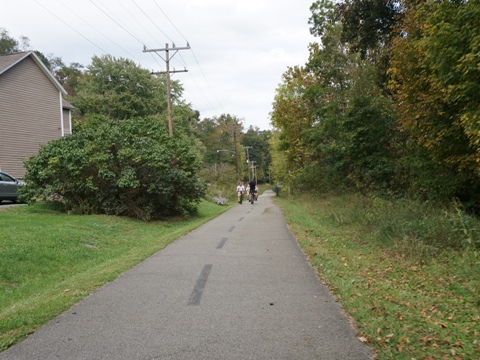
2,0,317,130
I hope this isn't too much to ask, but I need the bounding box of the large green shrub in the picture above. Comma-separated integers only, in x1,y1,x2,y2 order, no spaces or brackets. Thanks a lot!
21,117,205,220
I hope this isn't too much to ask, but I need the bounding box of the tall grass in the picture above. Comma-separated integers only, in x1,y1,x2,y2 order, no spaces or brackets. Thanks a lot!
0,201,229,350
276,193,480,359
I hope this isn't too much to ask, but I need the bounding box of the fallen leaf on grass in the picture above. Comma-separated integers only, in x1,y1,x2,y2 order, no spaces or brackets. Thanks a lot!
358,336,368,343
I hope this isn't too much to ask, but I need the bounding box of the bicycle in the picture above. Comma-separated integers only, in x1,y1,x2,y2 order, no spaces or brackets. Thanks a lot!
249,190,255,204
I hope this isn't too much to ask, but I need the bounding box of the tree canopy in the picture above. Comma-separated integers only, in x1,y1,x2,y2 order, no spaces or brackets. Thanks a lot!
72,55,172,121
0,28,29,54
270,0,480,209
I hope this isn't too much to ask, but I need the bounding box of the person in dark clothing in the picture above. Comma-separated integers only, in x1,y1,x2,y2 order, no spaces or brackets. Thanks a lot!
248,179,256,202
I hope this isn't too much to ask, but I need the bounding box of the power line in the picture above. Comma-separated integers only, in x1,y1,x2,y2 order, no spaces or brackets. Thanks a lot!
180,56,217,113
152,0,188,42
115,0,158,46
33,0,108,54
54,0,147,66
189,48,224,109
90,0,145,45
149,1,223,111
38,0,224,119
131,0,174,43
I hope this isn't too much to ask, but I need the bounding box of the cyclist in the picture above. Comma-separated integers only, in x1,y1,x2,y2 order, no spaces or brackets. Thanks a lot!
236,181,245,204
248,178,256,203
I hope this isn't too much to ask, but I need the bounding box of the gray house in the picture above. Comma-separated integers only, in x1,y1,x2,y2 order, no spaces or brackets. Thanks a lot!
0,51,73,178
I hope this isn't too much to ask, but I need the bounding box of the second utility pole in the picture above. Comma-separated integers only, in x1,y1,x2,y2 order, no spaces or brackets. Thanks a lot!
143,43,190,136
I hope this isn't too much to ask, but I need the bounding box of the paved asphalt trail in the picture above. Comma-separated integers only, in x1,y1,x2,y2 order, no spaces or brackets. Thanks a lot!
0,190,372,360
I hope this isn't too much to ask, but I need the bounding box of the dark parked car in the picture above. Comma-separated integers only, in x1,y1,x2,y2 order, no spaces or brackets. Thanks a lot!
0,171,25,203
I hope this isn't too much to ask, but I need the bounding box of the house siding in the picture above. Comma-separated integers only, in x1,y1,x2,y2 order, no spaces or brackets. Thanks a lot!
0,56,63,178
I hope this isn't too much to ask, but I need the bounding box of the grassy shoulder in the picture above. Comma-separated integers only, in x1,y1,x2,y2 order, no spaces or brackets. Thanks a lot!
0,200,231,351
275,193,480,359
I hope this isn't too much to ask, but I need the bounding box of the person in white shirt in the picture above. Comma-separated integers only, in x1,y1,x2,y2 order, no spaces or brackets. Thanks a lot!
236,181,245,204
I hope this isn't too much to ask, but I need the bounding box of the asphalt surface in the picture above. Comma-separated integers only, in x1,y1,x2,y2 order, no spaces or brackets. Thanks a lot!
0,190,372,360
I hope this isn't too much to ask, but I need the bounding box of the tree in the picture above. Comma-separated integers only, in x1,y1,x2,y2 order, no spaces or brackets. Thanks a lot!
310,0,400,91
193,114,244,175
0,30,61,71
271,65,316,190
420,0,480,160
241,126,272,183
298,22,356,192
33,51,64,72
0,28,29,54
72,55,171,121
335,0,400,58
55,62,85,97
342,95,397,192
388,0,480,206
274,1,401,194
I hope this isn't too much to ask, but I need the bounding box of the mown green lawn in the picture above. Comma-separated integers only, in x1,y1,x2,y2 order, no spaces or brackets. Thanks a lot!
0,201,230,350
275,193,480,359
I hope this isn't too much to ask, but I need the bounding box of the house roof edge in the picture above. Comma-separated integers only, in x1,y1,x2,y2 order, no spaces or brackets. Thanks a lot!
0,51,68,95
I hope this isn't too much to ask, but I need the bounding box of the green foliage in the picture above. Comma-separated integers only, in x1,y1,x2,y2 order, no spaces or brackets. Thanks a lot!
388,0,480,208
336,0,400,57
193,114,243,167
271,66,317,191
72,55,171,120
21,117,205,220
273,21,389,194
450,200,480,257
241,126,272,183
55,62,85,97
33,51,64,72
272,0,480,210
310,0,396,90
199,163,237,204
192,114,273,187
342,95,397,192
0,28,29,54
308,0,338,38
268,130,290,187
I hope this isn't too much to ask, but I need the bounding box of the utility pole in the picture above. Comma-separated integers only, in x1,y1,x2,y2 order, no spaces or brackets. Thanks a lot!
242,146,252,180
233,123,239,180
143,43,190,136
251,161,256,183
